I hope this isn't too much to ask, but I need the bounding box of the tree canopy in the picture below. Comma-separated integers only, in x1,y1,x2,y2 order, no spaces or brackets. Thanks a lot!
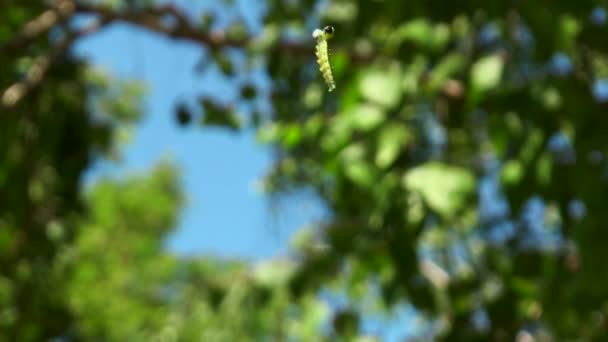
2,0,608,340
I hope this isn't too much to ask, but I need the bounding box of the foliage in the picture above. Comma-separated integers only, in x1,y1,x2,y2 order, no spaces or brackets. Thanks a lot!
3,0,608,341
258,1,608,340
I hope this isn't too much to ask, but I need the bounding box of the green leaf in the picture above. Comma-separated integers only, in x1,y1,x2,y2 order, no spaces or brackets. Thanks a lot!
200,98,241,130
403,162,475,218
323,1,358,22
501,160,523,185
511,277,539,297
348,104,385,131
359,66,402,108
282,124,302,148
396,19,433,44
212,51,235,76
252,259,295,288
290,227,315,252
303,84,323,108
428,53,466,91
340,143,366,163
321,118,354,153
249,24,279,52
340,144,375,187
175,103,193,126
257,123,280,143
240,83,257,100
225,22,248,41
536,153,553,185
344,161,375,187
375,124,410,168
471,55,504,94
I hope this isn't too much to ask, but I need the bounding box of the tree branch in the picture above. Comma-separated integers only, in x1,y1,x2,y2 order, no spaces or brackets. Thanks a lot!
0,0,76,54
72,2,377,63
1,20,103,110
2,0,373,112
72,2,314,55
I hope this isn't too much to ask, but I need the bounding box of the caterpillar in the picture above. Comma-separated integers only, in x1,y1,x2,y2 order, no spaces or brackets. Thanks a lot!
312,26,336,92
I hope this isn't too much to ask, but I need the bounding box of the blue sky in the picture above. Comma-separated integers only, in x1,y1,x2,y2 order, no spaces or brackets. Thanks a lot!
74,0,326,260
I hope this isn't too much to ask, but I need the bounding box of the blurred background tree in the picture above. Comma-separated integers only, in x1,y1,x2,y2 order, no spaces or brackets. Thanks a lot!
2,0,608,340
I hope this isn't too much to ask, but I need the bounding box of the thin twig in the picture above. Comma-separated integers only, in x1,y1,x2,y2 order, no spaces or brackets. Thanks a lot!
73,2,308,52
1,20,103,109
73,2,373,61
0,0,75,54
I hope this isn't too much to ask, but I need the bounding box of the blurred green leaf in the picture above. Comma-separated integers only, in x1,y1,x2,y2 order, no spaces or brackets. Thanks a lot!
249,24,279,52
344,161,375,187
200,98,241,130
396,19,433,45
471,55,504,95
501,160,523,185
403,162,475,218
428,53,466,91
323,1,358,22
253,259,296,288
359,66,402,108
375,124,410,168
340,143,375,187
347,104,385,131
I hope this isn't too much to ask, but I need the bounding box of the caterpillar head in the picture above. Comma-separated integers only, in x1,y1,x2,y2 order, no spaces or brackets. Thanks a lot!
312,26,335,39
323,26,334,39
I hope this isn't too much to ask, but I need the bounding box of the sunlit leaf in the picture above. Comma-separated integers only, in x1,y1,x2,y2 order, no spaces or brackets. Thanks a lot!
359,66,402,108
403,162,475,217
375,124,410,168
347,104,385,131
253,259,296,288
471,55,504,94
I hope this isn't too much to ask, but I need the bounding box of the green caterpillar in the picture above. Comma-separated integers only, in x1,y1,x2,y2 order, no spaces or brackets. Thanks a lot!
313,26,336,92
